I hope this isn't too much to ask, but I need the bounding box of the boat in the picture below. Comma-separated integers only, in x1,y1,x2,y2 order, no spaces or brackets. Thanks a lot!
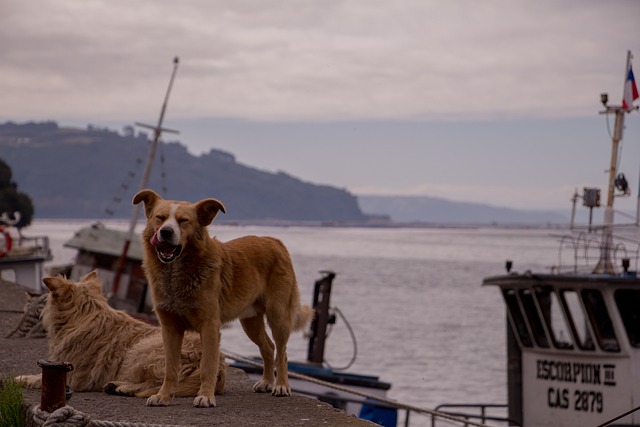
480,51,640,427
0,212,52,292
62,223,150,313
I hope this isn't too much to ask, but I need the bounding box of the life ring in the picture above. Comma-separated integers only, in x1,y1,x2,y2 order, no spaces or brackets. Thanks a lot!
0,229,12,257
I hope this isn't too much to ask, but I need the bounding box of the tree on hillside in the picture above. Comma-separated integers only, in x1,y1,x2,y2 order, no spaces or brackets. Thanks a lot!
0,158,34,229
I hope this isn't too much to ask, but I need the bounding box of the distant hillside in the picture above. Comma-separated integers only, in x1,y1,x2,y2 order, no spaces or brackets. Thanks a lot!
2,121,575,226
358,195,568,225
0,121,367,222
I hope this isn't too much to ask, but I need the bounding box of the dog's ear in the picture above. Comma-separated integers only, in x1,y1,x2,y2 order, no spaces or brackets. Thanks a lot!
82,271,104,293
80,270,99,283
132,189,162,219
80,270,102,293
43,275,67,293
195,198,226,226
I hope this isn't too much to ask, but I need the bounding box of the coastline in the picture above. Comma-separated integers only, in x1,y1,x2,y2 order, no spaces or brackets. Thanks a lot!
31,216,572,230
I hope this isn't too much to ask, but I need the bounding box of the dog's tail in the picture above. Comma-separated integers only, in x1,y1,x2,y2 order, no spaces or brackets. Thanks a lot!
293,304,315,332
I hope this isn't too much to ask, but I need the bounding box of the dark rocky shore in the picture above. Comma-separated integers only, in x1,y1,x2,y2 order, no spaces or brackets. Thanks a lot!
0,279,376,427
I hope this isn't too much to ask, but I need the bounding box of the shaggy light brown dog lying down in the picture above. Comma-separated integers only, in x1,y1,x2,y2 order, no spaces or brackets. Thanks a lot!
16,272,226,397
133,189,314,408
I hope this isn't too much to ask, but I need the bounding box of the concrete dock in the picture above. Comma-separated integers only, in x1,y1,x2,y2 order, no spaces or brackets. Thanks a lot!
0,279,377,427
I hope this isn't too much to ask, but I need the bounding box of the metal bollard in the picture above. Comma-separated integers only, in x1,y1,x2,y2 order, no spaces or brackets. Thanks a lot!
38,359,73,412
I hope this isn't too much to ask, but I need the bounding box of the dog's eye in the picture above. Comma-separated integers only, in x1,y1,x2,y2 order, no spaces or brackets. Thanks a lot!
155,215,166,221
178,218,189,224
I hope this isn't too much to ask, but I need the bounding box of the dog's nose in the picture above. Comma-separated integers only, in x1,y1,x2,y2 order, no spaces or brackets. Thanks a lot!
159,227,174,241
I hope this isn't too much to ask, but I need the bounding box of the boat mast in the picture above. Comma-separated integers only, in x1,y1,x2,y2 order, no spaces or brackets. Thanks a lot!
595,50,637,274
111,57,180,298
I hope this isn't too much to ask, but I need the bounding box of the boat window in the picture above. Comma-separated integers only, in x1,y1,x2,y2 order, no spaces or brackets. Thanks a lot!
615,289,640,347
534,287,574,350
582,290,620,352
560,290,595,351
94,254,115,270
518,289,550,348
502,289,533,347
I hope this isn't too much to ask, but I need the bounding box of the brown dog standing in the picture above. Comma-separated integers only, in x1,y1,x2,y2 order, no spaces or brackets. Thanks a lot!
133,189,314,408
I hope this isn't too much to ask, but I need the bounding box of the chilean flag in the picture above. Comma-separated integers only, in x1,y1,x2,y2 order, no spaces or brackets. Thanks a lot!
622,63,639,110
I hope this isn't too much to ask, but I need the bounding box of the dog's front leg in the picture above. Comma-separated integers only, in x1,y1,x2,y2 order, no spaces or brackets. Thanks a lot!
147,316,184,406
193,319,221,408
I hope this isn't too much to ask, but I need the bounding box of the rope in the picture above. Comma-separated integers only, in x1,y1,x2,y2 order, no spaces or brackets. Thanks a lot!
222,349,497,427
32,404,192,427
158,143,168,197
324,307,358,371
33,405,91,427
103,155,143,218
594,403,640,427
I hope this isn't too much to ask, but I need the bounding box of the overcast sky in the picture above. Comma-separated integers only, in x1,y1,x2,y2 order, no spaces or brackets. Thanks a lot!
2,1,640,212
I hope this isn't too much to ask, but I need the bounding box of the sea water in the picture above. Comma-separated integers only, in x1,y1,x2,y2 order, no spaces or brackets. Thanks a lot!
25,220,562,426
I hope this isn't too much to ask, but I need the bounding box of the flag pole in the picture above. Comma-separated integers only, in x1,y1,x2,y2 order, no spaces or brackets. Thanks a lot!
595,50,636,273
636,163,640,226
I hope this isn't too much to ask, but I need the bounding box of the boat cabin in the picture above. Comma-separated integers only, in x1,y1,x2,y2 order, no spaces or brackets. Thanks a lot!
0,227,51,292
484,265,640,426
482,52,640,426
64,224,152,313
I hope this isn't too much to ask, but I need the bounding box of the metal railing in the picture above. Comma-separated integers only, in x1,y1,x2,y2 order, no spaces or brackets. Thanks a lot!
431,404,519,427
11,235,52,259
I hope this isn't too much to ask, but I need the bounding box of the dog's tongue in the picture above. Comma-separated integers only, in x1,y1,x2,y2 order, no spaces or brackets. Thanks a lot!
150,232,161,247
150,232,174,251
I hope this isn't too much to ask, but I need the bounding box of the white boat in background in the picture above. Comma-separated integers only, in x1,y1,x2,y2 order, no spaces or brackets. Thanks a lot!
482,51,640,427
0,212,52,292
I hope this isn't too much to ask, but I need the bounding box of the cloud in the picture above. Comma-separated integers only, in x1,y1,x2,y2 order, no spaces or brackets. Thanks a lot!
2,1,639,122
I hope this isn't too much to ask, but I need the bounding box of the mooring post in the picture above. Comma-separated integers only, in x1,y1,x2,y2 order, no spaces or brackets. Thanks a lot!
38,359,73,412
307,271,336,365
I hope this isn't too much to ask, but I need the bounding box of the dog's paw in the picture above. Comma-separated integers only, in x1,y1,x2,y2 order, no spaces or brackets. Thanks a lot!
146,394,171,406
103,382,118,395
272,385,291,397
103,382,134,396
252,379,273,393
15,375,41,389
193,395,216,408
